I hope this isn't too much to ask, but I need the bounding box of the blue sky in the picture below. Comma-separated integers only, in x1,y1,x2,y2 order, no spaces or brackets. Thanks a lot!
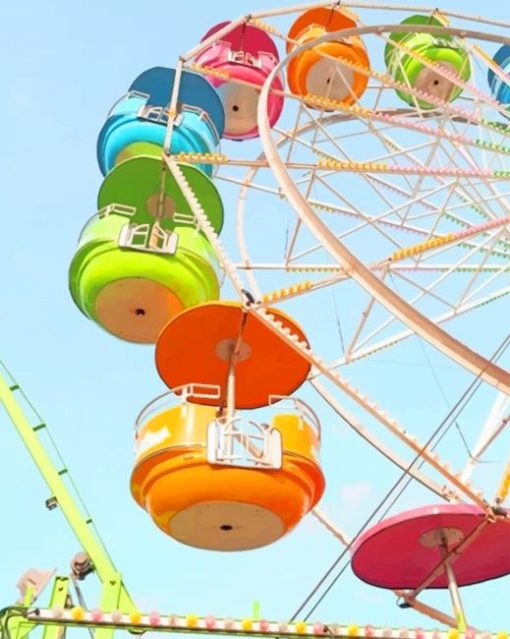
2,0,510,635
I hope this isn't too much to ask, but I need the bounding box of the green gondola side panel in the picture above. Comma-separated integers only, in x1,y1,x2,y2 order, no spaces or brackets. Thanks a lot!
69,213,220,344
385,15,471,109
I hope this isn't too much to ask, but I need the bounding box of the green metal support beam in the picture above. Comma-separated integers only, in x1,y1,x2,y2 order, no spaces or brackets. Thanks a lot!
9,576,71,639
42,576,71,639
1,609,32,639
95,572,126,639
0,368,136,635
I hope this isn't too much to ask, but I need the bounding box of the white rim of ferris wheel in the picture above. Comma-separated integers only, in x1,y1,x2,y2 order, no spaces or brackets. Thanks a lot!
233,112,510,372
231,116,495,502
218,15,510,379
256,21,510,395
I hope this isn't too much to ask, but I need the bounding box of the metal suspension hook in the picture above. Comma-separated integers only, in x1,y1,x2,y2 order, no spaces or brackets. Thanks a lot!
241,288,256,306
397,596,412,609
328,1,342,28
216,308,249,419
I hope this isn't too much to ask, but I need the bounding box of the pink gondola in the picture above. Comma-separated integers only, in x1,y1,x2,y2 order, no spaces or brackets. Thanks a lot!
195,21,284,140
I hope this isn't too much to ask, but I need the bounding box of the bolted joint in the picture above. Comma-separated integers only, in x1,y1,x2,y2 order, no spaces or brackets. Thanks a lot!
70,552,94,581
45,496,58,511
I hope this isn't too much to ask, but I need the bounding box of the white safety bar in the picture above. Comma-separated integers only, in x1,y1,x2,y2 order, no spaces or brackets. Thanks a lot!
135,384,222,433
268,395,322,438
137,103,221,146
207,415,282,469
117,223,178,255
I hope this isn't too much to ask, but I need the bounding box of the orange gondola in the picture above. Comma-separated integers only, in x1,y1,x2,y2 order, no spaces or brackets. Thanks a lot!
155,301,311,408
287,7,369,105
130,301,324,550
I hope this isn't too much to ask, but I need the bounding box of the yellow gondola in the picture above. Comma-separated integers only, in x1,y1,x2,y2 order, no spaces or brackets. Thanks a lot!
131,388,324,551
130,302,325,550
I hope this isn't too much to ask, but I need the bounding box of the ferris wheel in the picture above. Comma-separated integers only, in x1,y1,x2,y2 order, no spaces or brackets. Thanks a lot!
4,3,510,639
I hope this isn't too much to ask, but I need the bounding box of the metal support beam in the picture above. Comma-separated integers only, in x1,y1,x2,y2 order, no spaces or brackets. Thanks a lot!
20,608,509,639
0,367,136,634
42,577,71,639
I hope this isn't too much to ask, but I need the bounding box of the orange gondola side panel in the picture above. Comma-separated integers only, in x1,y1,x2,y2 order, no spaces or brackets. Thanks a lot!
287,7,369,105
130,390,325,551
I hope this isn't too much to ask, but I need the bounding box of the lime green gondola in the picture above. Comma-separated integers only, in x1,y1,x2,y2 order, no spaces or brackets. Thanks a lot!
69,156,223,344
385,15,471,109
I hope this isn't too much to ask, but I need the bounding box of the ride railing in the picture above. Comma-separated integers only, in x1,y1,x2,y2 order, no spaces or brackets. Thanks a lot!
292,22,359,48
268,395,322,440
97,203,137,219
137,103,222,147
106,89,150,118
134,384,222,434
76,205,137,245
226,49,264,68
198,40,278,70
77,203,199,252
117,222,178,255
206,415,283,469
105,88,223,148
24,605,499,638
134,387,320,470
138,104,184,128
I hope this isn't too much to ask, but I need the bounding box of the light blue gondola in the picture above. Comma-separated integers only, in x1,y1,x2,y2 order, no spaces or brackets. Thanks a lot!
97,68,225,176
107,92,148,117
488,45,510,113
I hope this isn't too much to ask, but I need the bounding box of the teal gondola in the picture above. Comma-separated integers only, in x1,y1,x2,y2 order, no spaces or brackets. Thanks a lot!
97,68,225,176
488,45,510,113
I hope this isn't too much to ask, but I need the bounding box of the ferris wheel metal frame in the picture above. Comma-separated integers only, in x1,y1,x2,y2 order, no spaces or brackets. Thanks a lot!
257,20,510,390
166,11,510,507
166,4,510,626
